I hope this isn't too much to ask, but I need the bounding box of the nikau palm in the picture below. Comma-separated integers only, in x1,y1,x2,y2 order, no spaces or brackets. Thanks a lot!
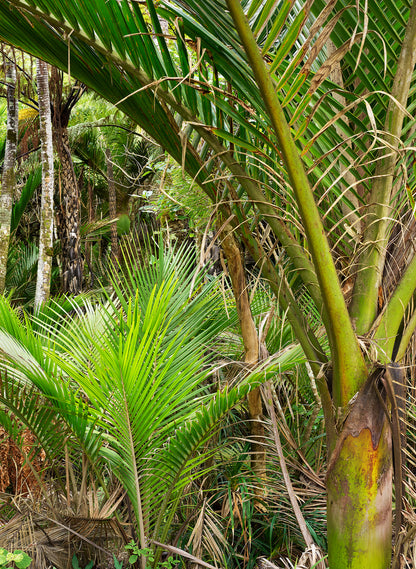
49,68,86,294
0,0,415,567
0,245,304,567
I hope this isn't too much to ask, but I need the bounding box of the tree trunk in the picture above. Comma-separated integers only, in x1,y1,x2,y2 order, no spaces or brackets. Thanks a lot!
55,127,83,294
0,60,18,293
327,371,392,569
105,147,118,265
34,58,54,308
220,224,267,496
85,178,94,285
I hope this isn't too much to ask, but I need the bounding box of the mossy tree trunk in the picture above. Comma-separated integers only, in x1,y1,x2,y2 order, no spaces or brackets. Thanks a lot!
326,372,393,569
0,59,18,293
34,58,54,307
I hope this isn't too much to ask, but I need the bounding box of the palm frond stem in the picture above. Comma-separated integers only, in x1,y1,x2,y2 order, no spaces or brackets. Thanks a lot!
224,0,367,406
349,0,416,334
374,250,416,361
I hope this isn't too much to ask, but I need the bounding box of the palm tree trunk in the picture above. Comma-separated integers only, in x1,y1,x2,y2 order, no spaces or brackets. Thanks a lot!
85,178,94,284
0,59,18,293
34,58,54,307
55,127,83,294
327,371,392,569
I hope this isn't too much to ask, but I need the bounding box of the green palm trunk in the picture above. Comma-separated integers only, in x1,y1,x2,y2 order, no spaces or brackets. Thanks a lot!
221,1,413,566
327,375,393,569
327,429,392,569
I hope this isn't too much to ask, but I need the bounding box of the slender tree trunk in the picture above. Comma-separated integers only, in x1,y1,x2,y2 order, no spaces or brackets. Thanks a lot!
220,224,267,496
105,147,118,264
34,58,54,308
55,127,83,294
0,60,18,293
324,48,394,566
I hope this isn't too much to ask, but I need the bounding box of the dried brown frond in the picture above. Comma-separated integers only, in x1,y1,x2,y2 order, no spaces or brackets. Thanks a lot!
383,208,416,302
0,482,130,569
257,543,328,569
0,423,46,497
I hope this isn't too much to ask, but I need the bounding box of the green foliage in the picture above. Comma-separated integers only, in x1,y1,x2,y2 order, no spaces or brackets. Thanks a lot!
0,244,306,563
117,214,131,236
69,91,117,126
125,543,174,569
71,556,93,569
10,166,42,233
153,157,212,230
5,242,39,307
1,1,411,565
0,549,31,569
0,98,7,150
112,543,175,569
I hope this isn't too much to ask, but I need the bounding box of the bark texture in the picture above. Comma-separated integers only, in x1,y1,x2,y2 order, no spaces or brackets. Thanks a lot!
0,424,46,495
51,68,85,294
0,61,18,293
34,58,54,307
55,127,83,294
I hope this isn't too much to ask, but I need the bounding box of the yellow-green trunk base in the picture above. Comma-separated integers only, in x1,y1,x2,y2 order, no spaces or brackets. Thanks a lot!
327,419,392,569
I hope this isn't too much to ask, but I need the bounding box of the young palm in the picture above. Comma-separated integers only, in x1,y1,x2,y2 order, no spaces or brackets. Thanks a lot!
0,244,304,566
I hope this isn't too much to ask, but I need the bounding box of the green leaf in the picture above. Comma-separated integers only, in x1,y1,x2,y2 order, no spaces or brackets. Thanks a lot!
13,552,32,569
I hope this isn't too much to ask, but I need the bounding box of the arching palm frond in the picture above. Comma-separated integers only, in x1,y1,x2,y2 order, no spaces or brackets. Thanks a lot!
0,246,306,554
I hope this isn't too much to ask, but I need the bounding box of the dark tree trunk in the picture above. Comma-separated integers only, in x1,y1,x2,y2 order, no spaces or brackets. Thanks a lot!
50,68,85,294
55,127,83,294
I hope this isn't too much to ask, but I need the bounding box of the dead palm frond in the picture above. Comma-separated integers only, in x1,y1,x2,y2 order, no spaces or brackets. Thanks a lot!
0,480,128,569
